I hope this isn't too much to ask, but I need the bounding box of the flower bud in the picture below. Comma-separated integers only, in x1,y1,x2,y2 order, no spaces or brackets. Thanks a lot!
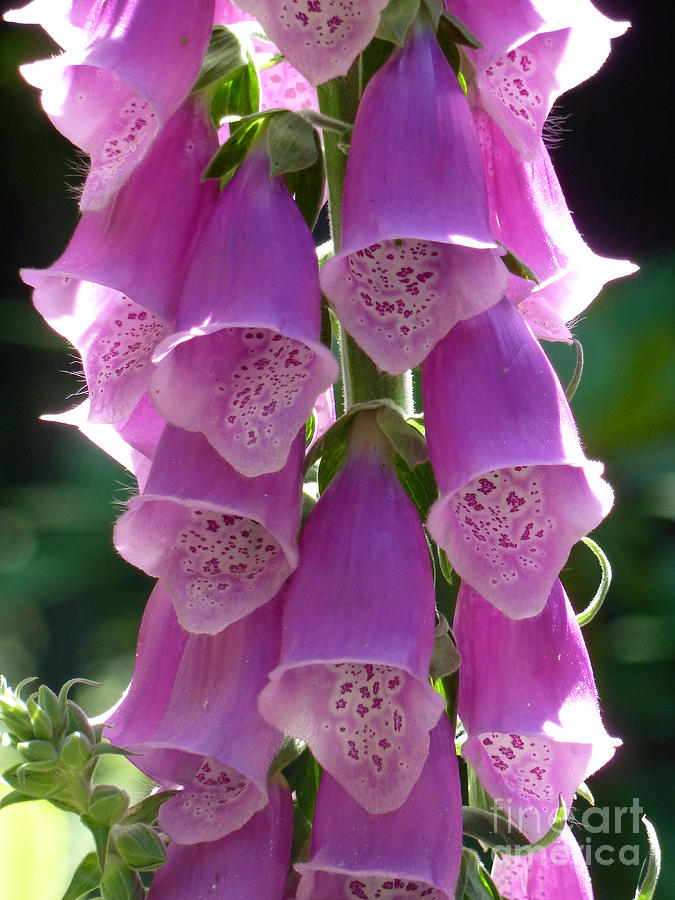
66,700,96,744
27,697,53,741
37,685,68,737
60,731,93,768
88,785,130,826
16,740,58,764
100,856,144,900
114,823,167,870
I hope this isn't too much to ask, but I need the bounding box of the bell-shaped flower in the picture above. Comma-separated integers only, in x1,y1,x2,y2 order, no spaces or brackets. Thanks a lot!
454,579,620,841
258,411,444,814
424,298,613,619
491,825,594,899
7,0,215,209
41,393,164,491
146,774,292,899
233,0,388,86
475,112,637,340
295,715,462,899
445,0,629,159
320,21,507,375
106,585,285,844
114,424,302,634
149,145,338,477
23,97,219,425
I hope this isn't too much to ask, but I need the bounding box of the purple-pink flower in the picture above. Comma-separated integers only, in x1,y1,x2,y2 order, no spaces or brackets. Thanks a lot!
114,425,302,633
7,0,216,209
454,578,620,841
321,21,507,375
424,298,613,619
492,825,594,899
259,411,444,813
295,715,462,899
149,145,338,477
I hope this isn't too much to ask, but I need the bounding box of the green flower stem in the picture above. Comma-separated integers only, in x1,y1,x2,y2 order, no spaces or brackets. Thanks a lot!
318,63,414,416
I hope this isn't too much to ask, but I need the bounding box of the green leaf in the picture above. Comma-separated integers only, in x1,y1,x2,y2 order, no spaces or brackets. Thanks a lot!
123,790,179,826
283,748,321,821
438,10,483,50
361,37,395,90
268,735,307,778
100,856,144,900
285,129,326,229
296,110,351,134
375,404,429,468
498,244,540,284
393,457,438,520
291,802,312,864
0,789,34,811
634,816,661,900
266,110,319,177
192,26,248,92
210,58,260,125
60,852,101,900
203,116,266,182
113,822,167,870
376,0,420,45
456,848,503,900
576,536,612,626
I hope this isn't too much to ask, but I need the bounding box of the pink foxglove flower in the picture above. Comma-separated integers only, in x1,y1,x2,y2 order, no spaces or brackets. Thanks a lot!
259,412,444,814
454,579,620,841
106,586,284,845
295,715,462,900
492,825,594,899
424,298,613,619
23,97,219,424
146,774,292,899
321,22,507,375
114,425,302,634
475,112,637,341
234,0,389,86
7,0,215,209
445,0,629,158
149,145,338,477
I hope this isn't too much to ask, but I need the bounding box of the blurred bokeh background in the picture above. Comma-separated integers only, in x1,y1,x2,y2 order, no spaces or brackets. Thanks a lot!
0,1,672,897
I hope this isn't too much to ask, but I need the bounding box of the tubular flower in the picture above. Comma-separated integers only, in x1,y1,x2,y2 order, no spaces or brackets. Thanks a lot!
492,825,594,899
146,775,292,899
114,424,302,634
23,96,219,424
106,586,285,845
424,298,613,619
454,579,620,841
295,715,462,900
258,411,444,814
234,0,389,86
149,145,338,478
6,0,215,210
475,112,637,341
321,22,507,375
445,0,629,158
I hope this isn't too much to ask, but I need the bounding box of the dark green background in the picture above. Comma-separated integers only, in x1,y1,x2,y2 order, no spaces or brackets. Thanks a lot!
1,2,672,897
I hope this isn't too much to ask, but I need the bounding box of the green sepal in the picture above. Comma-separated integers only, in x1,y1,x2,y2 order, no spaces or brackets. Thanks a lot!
361,37,395,90
123,790,179,826
564,339,585,402
467,795,567,857
296,110,351,134
291,802,312,864
100,856,144,900
90,741,137,759
429,613,460,681
57,678,100,706
266,110,319,177
634,816,661,900
113,822,167,870
60,731,93,768
455,848,503,900
66,700,97,745
38,685,68,737
393,457,437,520
88,785,130,826
305,412,316,447
437,10,483,50
268,735,307,778
376,0,420,46
375,403,429,468
203,115,267,183
27,696,53,741
0,789,35,811
438,547,454,585
283,747,321,821
17,739,58,763
575,781,595,806
498,243,540,284
210,59,260,126
576,535,612,627
60,852,101,900
191,26,249,93
285,129,325,229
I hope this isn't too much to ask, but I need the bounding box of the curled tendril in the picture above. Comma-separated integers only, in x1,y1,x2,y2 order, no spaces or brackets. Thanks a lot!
576,536,612,626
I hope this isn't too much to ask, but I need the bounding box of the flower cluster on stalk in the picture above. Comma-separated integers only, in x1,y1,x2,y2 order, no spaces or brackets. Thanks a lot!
4,0,641,897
